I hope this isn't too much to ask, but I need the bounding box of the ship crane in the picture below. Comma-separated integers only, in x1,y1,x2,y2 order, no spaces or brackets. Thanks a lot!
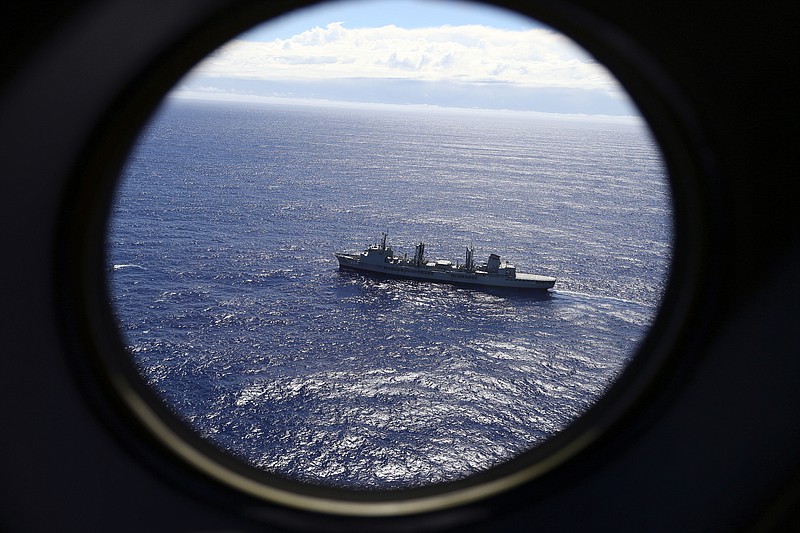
464,245,475,271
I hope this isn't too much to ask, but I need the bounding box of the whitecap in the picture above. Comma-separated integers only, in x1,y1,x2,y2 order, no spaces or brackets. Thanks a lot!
112,263,145,270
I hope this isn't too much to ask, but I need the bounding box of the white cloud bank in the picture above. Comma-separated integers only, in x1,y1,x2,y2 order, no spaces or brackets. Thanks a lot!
179,23,637,116
193,22,619,92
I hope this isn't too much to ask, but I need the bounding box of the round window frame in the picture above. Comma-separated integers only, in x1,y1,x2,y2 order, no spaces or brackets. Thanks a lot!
58,0,713,520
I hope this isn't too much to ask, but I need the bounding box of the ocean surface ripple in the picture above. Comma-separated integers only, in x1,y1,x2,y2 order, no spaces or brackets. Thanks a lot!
108,99,671,489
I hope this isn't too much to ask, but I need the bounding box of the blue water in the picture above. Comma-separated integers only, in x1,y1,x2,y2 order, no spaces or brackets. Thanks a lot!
108,98,671,489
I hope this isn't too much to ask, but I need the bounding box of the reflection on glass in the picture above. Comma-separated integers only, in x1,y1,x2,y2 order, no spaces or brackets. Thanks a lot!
107,1,671,489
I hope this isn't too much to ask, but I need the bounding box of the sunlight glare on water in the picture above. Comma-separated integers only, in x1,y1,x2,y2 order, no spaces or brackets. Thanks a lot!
108,3,671,490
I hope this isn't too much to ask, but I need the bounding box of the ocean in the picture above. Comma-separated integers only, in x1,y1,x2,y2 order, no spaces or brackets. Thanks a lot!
107,98,671,490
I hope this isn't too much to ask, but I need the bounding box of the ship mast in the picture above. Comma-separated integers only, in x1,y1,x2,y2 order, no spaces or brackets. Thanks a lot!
414,242,425,266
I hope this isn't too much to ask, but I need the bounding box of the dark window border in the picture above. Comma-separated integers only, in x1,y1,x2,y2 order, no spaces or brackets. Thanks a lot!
56,0,714,523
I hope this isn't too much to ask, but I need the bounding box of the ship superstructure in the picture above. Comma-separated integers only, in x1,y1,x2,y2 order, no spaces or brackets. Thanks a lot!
334,234,556,290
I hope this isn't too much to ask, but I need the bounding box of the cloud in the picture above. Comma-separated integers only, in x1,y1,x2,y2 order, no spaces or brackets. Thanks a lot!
192,22,621,92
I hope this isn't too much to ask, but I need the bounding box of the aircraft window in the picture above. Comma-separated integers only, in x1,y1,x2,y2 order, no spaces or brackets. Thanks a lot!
103,0,674,514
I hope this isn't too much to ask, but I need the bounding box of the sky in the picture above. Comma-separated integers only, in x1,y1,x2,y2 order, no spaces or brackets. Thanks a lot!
175,0,637,116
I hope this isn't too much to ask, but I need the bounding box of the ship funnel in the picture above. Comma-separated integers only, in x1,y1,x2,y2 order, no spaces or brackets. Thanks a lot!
487,253,501,273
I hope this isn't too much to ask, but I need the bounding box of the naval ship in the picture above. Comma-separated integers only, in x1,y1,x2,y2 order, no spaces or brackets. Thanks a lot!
335,234,556,290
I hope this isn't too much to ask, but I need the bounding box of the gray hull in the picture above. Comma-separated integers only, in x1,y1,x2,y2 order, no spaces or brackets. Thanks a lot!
335,253,556,290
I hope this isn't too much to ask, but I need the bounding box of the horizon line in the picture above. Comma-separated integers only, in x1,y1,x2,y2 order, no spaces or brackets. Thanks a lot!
167,89,644,124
